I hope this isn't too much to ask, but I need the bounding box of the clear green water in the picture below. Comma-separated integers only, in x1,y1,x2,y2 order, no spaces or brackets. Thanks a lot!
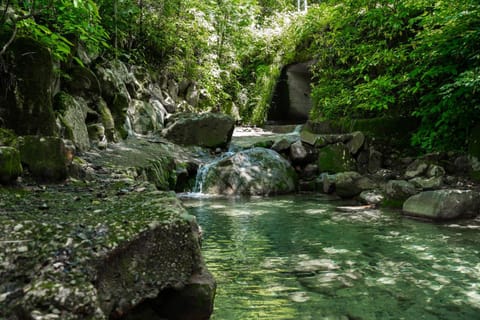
182,194,480,320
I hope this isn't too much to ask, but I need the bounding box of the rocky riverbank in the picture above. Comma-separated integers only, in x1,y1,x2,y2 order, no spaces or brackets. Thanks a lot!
0,145,215,319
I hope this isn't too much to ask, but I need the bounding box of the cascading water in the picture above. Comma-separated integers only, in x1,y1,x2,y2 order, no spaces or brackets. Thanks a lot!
189,125,302,195
192,152,234,194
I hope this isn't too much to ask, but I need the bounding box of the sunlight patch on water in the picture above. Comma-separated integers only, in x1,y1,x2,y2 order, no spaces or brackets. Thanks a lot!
377,277,396,285
289,291,310,303
322,247,350,254
304,208,328,215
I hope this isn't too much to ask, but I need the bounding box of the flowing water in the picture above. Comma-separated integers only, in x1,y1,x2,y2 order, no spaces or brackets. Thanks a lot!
182,194,480,320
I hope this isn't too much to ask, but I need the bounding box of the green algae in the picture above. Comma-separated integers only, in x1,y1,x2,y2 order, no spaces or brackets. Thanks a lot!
0,179,199,319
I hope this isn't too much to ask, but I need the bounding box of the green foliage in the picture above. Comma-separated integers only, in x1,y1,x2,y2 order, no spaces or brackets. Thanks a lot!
299,0,480,151
8,0,109,61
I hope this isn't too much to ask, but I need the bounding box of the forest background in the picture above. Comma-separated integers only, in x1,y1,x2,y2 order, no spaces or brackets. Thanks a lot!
1,0,479,152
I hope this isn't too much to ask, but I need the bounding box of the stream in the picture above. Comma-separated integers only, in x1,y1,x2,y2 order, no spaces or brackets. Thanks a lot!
182,195,480,320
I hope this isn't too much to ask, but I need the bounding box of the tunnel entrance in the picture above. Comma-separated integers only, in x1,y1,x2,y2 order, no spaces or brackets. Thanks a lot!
267,61,314,124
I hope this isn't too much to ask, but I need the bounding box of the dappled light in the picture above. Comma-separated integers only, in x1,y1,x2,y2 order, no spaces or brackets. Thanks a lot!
185,195,480,319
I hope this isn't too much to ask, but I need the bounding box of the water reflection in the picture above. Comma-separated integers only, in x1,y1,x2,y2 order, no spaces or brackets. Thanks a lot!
182,195,480,320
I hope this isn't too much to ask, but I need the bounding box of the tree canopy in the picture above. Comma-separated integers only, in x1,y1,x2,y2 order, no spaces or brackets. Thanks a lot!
1,0,479,151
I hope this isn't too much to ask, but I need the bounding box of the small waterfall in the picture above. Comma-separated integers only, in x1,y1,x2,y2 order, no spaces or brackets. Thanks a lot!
293,124,303,134
193,152,234,193
124,116,135,137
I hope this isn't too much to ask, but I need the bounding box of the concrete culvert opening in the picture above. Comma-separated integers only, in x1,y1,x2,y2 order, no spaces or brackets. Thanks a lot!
268,61,314,124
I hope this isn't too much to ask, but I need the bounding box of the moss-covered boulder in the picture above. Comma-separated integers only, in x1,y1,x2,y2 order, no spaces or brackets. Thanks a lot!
163,112,235,148
144,157,177,191
0,146,22,183
200,148,297,196
55,93,91,151
0,184,215,319
18,136,71,181
317,143,356,173
0,37,57,136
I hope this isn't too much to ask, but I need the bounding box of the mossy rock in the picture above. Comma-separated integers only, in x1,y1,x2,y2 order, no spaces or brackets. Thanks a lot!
307,117,420,149
54,92,90,151
201,147,298,196
18,136,69,181
2,37,57,136
0,146,22,184
0,184,214,319
317,143,356,173
163,112,235,148
144,156,177,191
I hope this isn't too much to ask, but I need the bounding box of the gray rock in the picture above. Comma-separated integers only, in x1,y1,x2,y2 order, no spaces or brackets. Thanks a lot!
163,112,234,148
0,146,22,184
368,147,383,173
403,189,480,220
97,98,118,142
385,180,417,200
290,140,308,164
186,83,200,108
56,94,90,151
347,131,365,155
333,172,376,198
127,100,163,135
454,155,471,174
200,148,297,196
409,176,444,190
372,169,397,181
168,79,179,101
426,164,446,178
64,64,101,97
96,63,131,131
150,99,168,128
301,163,318,180
162,94,177,113
405,160,428,179
318,173,336,194
272,138,293,153
359,190,385,205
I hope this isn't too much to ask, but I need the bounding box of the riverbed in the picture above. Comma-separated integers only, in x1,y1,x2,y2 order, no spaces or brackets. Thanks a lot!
182,194,480,320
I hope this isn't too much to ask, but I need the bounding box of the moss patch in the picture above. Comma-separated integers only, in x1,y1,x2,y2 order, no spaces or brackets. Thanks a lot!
317,143,356,173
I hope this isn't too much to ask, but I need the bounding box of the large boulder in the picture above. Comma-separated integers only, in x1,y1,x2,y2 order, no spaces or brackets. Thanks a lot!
0,147,22,184
163,112,235,148
200,148,297,195
55,93,90,151
18,136,72,181
0,37,57,136
127,100,163,135
403,189,480,220
0,185,215,319
317,143,356,173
